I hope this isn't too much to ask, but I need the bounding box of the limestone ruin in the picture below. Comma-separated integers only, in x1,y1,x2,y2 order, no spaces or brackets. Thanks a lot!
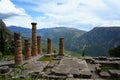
14,32,23,65
37,36,42,54
59,38,64,56
47,38,52,54
24,39,31,60
31,23,38,56
0,22,120,80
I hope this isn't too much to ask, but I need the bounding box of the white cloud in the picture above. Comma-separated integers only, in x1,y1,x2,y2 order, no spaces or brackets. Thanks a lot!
31,0,120,30
0,0,32,28
1,0,120,30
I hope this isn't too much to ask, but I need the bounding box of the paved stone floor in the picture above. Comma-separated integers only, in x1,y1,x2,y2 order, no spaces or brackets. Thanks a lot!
52,57,91,77
1,55,120,79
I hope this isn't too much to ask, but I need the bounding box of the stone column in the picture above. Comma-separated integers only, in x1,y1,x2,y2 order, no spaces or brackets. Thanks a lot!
25,39,31,60
47,38,52,54
14,32,23,65
31,23,38,56
59,38,64,55
37,36,42,54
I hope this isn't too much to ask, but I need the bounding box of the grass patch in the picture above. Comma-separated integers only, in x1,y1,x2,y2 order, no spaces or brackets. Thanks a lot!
38,56,52,61
101,66,119,71
0,55,14,61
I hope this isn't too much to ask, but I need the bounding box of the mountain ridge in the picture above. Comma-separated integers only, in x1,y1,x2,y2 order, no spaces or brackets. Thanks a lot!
8,25,120,56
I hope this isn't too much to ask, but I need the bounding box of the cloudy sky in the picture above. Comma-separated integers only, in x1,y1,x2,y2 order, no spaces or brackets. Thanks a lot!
0,0,120,31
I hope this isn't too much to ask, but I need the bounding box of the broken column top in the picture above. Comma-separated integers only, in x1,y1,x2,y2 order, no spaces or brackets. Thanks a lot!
31,22,37,25
37,36,41,38
14,32,21,40
60,38,64,39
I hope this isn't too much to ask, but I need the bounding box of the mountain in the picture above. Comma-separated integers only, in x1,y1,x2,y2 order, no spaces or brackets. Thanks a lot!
0,19,12,54
0,19,11,35
8,26,31,37
73,27,120,56
8,26,120,56
8,26,86,40
8,26,86,53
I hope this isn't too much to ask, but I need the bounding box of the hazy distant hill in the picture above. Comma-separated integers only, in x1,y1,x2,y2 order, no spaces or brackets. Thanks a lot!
8,26,120,56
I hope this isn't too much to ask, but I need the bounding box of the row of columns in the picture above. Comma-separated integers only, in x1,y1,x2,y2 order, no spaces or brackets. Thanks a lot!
14,23,64,65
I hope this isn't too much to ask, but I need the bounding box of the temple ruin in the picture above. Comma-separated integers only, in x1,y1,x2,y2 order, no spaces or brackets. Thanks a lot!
59,38,64,56
37,36,42,54
47,38,52,54
31,23,38,56
14,32,23,65
0,22,120,80
24,39,31,60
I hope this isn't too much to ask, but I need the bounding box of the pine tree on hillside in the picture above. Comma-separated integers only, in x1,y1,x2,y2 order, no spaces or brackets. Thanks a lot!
109,45,120,57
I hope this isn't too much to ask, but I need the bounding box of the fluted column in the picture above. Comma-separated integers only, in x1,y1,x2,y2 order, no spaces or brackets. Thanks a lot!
47,38,52,54
25,39,31,60
14,32,23,65
37,36,42,54
59,38,64,56
31,23,38,56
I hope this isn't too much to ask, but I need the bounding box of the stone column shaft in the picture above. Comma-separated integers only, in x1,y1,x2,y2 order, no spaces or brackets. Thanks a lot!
25,39,31,60
31,23,38,56
14,32,23,65
37,36,42,54
59,38,64,55
47,38,52,54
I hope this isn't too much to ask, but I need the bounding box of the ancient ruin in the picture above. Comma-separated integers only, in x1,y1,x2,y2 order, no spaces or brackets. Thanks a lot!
24,39,31,60
0,22,120,80
37,36,42,54
47,38,52,54
14,32,23,65
59,38,64,56
31,23,38,56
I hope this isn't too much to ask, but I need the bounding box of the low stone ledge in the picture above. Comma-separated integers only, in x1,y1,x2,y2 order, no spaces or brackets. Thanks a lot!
109,70,120,78
99,71,110,78
0,66,10,74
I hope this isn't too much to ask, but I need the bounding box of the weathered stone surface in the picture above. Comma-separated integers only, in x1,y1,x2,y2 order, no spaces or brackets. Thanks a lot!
94,60,120,67
47,75,66,79
24,39,31,60
24,61,49,73
14,32,23,65
52,57,91,78
31,22,38,56
67,74,74,78
109,70,120,77
37,36,42,54
0,66,10,74
99,71,110,78
85,57,94,63
59,38,64,56
80,69,92,78
95,64,101,73
47,38,52,54
66,79,93,80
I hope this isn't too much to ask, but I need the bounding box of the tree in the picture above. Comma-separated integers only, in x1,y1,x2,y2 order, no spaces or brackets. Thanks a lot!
0,29,5,55
109,45,120,57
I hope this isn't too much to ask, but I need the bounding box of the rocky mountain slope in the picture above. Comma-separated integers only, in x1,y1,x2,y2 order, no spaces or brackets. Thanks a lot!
8,26,120,56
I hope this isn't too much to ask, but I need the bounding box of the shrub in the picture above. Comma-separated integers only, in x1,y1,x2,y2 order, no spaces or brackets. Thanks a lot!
0,51,2,58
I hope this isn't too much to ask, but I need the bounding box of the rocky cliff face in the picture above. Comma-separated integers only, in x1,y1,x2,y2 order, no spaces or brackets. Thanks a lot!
0,19,11,35
0,19,6,29
73,27,120,56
